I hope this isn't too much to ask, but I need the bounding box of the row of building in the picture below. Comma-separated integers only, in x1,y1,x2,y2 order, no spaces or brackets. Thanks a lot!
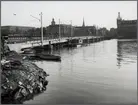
2,12,137,43
1,18,111,43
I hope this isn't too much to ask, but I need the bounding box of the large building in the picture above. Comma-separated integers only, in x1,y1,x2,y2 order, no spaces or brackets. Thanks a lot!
74,18,97,36
1,26,35,34
117,12,137,39
1,26,35,43
46,18,99,38
46,18,74,38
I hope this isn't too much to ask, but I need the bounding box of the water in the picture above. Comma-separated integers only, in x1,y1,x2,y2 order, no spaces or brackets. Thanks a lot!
11,39,137,104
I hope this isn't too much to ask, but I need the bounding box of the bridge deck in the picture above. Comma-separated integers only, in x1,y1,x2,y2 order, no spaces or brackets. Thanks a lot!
8,36,103,51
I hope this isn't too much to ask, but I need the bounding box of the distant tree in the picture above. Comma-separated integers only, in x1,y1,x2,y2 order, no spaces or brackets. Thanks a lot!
27,28,35,41
1,36,5,57
35,28,41,37
43,27,46,35
1,29,9,37
1,35,10,58
109,28,117,38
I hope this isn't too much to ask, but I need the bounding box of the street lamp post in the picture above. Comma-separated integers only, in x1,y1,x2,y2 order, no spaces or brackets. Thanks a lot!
69,20,73,41
59,19,61,40
30,12,43,46
40,12,43,46
70,20,72,39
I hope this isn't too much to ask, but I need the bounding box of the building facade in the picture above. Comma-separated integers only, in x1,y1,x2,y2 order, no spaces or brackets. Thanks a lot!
1,26,35,34
117,12,137,39
1,26,49,43
1,26,36,43
46,18,74,39
74,26,96,37
74,18,97,37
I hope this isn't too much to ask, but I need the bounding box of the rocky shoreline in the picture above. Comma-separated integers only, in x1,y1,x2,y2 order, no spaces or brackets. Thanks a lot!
1,49,49,104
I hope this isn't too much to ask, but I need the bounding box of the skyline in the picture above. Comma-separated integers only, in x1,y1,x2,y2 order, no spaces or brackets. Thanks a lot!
1,1,137,30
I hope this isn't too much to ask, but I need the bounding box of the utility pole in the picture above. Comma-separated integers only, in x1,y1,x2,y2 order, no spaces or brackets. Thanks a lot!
30,12,43,46
40,12,43,46
70,20,72,39
59,19,61,40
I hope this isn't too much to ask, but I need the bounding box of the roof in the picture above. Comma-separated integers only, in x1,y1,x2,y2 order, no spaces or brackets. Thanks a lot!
1,25,35,28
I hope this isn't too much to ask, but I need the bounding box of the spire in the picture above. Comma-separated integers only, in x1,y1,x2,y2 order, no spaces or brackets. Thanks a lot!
82,17,85,27
117,12,122,20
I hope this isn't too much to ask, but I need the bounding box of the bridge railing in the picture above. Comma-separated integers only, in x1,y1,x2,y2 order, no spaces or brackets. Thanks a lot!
24,35,104,44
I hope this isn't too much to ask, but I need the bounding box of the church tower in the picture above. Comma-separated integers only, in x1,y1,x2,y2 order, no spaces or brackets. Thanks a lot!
51,18,55,25
117,12,122,38
82,17,85,27
117,12,122,20
117,12,122,28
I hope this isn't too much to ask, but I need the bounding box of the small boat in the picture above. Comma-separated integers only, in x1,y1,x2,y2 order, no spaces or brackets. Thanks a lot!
20,48,36,57
21,48,35,54
36,53,61,61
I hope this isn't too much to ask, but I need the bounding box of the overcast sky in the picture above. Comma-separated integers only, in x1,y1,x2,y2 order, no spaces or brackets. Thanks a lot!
1,1,137,30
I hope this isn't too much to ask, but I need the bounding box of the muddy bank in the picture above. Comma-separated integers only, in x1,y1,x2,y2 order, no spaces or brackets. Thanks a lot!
1,51,49,104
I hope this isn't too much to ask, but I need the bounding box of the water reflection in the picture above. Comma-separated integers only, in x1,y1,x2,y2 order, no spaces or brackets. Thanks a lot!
23,39,137,104
58,63,62,76
117,39,137,68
